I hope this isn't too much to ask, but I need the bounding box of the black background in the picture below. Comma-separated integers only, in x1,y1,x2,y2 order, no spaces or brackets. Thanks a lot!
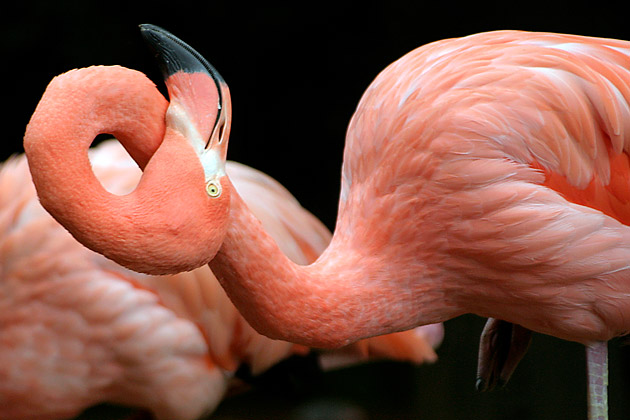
4,1,630,419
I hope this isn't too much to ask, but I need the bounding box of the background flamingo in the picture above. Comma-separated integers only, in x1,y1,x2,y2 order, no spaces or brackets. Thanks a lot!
24,26,630,420
0,138,443,420
6,4,630,419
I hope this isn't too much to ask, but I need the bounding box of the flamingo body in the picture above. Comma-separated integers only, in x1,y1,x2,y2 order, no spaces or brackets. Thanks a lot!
203,30,630,348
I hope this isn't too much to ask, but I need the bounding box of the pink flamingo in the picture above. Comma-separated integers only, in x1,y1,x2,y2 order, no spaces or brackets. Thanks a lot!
24,26,630,418
1,137,443,420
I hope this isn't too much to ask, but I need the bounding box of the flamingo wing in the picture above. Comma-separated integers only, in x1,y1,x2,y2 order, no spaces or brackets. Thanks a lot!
444,31,630,223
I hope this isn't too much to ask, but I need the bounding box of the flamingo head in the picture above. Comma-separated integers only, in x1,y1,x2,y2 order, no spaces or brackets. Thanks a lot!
24,25,233,274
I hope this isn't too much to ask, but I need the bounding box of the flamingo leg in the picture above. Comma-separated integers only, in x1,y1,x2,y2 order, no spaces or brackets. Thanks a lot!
586,341,608,420
476,318,532,391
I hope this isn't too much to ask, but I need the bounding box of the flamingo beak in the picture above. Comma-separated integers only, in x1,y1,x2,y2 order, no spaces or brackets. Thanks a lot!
139,24,231,185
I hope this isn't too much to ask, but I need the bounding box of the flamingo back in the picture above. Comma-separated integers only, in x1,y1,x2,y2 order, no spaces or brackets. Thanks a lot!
343,31,630,223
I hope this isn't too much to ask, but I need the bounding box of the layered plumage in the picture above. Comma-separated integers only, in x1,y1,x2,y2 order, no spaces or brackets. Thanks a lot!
1,140,442,420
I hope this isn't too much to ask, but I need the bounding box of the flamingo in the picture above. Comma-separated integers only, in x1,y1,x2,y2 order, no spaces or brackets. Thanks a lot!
24,25,630,418
1,137,443,420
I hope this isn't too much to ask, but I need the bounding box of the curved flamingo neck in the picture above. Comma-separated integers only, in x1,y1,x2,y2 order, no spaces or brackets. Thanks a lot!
24,66,229,274
210,188,461,348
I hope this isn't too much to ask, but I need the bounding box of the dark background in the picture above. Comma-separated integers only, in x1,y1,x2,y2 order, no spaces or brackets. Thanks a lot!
3,1,630,419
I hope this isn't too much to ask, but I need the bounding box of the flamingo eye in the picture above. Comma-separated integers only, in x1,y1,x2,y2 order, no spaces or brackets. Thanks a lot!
206,180,222,197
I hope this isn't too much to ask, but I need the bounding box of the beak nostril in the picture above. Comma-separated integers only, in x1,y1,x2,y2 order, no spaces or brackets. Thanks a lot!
217,122,226,144
206,118,227,149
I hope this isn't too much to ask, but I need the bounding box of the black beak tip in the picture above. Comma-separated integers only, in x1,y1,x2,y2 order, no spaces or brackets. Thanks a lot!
139,23,222,81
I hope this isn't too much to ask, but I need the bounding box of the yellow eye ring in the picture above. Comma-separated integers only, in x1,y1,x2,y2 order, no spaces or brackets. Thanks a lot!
206,180,222,197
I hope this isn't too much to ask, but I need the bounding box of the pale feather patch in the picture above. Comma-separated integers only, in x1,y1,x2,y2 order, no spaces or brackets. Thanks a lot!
165,102,226,181
546,42,600,55
340,168,352,203
603,77,630,149
609,46,630,56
